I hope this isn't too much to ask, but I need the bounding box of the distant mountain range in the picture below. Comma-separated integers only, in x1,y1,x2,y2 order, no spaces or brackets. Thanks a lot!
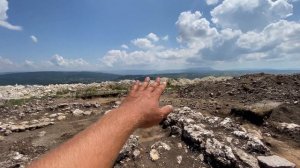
0,69,299,85
104,67,215,75
0,71,120,85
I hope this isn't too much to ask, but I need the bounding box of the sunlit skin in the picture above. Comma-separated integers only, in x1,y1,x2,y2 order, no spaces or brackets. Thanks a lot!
27,77,173,168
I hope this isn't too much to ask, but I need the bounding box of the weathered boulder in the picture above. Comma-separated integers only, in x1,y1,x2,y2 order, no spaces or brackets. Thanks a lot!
182,124,214,150
232,131,269,154
257,155,296,168
205,138,237,167
234,147,259,168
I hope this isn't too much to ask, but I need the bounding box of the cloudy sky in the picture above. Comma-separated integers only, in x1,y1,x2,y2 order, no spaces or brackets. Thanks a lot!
0,0,300,72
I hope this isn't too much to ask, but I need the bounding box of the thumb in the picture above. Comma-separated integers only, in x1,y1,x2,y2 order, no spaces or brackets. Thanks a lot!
160,105,173,117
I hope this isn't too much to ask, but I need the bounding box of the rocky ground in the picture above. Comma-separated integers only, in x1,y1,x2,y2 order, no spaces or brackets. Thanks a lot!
0,73,299,168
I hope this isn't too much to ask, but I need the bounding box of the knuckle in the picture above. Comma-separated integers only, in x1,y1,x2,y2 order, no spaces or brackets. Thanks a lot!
156,87,163,92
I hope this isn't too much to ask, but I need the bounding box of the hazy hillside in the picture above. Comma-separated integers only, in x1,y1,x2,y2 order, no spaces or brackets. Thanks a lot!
0,71,121,85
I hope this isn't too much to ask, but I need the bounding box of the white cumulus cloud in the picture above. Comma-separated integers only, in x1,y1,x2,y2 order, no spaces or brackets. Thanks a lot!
206,0,219,5
0,56,13,67
30,35,38,43
162,35,169,41
0,0,22,31
176,11,219,50
237,20,300,60
131,38,155,49
101,50,156,68
211,0,293,32
121,44,129,49
84,0,299,70
24,60,35,67
100,2,300,70
50,54,89,67
147,33,160,42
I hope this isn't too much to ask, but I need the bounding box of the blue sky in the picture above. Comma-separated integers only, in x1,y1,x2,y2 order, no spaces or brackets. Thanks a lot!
0,0,300,72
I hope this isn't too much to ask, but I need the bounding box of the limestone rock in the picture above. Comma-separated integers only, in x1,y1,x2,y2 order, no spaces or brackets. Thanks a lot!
234,148,259,168
257,155,296,168
182,124,214,150
72,109,84,116
170,125,182,136
233,130,269,153
151,141,171,151
205,138,236,167
83,110,92,116
150,149,160,161
49,114,58,118
276,122,300,134
117,135,139,162
133,149,140,158
220,117,236,130
57,115,66,121
177,155,182,164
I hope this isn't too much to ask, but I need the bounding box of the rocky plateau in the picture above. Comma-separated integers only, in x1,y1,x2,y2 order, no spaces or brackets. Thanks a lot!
0,73,299,168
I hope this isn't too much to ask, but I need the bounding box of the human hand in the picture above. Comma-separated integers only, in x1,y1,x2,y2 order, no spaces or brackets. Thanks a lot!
119,77,173,128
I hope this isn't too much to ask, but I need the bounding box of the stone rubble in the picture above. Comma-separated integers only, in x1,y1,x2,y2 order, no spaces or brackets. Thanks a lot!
0,80,134,100
232,130,269,153
161,107,291,168
116,135,139,162
0,77,233,101
0,121,54,134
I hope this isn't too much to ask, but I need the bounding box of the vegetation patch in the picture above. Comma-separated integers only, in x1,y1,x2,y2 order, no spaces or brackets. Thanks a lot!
1,98,33,107
75,87,127,99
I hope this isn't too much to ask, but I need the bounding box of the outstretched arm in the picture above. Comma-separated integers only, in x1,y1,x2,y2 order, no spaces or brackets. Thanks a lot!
28,77,173,168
